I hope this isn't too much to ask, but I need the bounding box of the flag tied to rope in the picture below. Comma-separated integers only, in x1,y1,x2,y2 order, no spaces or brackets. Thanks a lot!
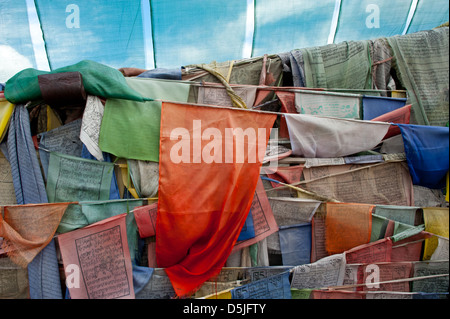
156,101,276,296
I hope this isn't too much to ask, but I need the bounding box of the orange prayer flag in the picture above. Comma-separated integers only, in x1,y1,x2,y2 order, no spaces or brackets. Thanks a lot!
0,202,70,267
325,202,373,255
156,101,276,297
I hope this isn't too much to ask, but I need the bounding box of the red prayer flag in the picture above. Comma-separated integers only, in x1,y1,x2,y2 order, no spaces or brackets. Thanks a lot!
133,203,158,238
262,165,304,188
372,104,411,139
276,91,296,139
156,101,276,296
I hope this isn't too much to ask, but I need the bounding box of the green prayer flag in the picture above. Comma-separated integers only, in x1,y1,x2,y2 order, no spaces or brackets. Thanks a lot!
391,224,425,242
290,288,312,299
46,152,114,203
387,28,449,126
4,60,150,104
99,78,191,162
301,40,372,90
56,203,89,234
374,205,423,226
371,214,390,242
371,212,425,243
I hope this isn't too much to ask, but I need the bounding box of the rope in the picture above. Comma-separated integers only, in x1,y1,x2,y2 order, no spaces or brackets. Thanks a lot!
323,273,449,291
372,55,394,91
260,175,340,202
192,63,248,109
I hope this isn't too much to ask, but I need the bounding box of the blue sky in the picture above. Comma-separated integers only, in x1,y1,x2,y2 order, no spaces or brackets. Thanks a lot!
0,0,449,83
0,0,37,81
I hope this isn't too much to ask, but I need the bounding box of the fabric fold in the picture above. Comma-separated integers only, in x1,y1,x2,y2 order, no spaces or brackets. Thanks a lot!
6,104,63,299
397,124,449,189
156,101,276,296
325,202,373,255
300,40,372,90
99,78,191,162
371,104,411,139
7,104,48,204
285,113,390,157
80,95,105,161
387,28,449,126
0,203,70,267
4,60,150,104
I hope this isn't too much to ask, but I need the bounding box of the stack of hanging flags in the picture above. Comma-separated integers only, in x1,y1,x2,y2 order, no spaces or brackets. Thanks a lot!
1,35,449,301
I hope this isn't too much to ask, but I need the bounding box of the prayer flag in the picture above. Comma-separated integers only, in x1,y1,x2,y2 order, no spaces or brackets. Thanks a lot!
0,256,29,298
362,95,407,120
371,104,411,139
4,60,149,104
99,78,191,162
58,213,134,299
325,203,373,255
231,271,291,299
285,114,390,158
345,238,393,264
0,99,14,142
233,177,279,251
397,124,449,189
279,223,312,266
134,203,158,238
262,165,303,188
295,90,361,119
276,91,296,138
156,101,276,296
391,231,431,262
46,152,114,203
357,262,412,292
423,207,449,260
0,203,70,267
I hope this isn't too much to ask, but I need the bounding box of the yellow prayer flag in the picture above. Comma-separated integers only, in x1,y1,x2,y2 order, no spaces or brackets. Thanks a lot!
0,99,14,142
46,105,62,131
203,288,232,299
423,207,449,260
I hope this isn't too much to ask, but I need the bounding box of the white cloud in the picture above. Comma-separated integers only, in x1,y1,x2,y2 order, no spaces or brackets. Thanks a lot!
158,11,249,67
0,45,34,83
255,0,320,25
